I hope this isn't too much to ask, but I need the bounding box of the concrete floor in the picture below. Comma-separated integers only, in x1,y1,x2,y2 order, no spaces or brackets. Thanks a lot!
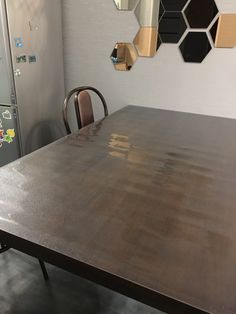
0,250,164,314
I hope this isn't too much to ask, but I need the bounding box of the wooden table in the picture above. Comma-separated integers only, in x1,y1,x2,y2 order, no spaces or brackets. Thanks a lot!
0,106,236,314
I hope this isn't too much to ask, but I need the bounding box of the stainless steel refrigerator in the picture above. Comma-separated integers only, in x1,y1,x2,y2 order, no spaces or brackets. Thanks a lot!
0,0,65,167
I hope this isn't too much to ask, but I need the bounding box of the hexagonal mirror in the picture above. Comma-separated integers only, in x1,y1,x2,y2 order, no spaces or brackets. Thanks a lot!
161,0,188,12
184,0,218,28
113,0,139,10
159,12,187,43
179,32,212,63
110,43,138,71
135,0,161,27
133,27,158,57
210,14,236,48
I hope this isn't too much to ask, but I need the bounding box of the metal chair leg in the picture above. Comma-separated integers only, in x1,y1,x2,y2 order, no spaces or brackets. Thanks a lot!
38,259,49,281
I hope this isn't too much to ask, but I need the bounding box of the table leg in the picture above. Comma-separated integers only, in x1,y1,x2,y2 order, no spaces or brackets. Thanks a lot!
0,243,10,254
38,259,49,281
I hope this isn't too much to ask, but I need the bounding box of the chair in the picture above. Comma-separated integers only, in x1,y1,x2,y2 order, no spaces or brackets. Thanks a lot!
0,242,48,280
63,86,108,134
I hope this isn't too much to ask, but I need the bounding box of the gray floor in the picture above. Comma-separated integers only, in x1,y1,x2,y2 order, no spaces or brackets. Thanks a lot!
0,250,164,314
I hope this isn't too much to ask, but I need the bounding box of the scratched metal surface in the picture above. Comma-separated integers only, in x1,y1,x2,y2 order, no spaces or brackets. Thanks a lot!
0,106,236,313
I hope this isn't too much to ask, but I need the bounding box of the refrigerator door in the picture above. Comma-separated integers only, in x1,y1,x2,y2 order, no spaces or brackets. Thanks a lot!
0,0,15,105
0,105,21,167
5,0,65,155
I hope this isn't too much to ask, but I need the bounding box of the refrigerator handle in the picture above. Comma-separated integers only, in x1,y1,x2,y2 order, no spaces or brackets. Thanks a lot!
10,69,21,104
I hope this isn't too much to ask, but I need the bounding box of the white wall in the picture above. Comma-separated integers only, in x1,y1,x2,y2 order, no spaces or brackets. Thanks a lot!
62,0,236,120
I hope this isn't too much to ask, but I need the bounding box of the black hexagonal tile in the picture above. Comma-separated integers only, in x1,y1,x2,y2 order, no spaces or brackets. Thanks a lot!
159,1,165,21
159,12,187,43
179,32,212,63
210,17,219,44
156,35,162,51
162,0,189,11
184,0,218,28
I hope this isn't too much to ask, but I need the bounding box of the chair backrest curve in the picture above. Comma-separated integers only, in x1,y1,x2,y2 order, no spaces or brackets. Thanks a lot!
63,86,108,134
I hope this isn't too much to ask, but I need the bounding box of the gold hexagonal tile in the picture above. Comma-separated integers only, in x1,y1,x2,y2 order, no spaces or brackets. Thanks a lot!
113,0,139,11
212,14,236,48
110,43,138,71
133,27,158,57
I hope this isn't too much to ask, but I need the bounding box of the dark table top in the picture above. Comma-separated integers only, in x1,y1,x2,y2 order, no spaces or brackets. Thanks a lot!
0,106,236,314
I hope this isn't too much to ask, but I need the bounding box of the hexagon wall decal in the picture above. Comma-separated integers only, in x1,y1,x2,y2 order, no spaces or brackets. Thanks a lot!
156,34,162,51
159,12,187,43
113,0,139,11
133,27,158,57
161,0,188,12
179,32,212,63
111,0,236,69
135,0,160,27
110,43,138,71
184,0,218,28
210,18,219,44
159,1,165,21
210,14,236,48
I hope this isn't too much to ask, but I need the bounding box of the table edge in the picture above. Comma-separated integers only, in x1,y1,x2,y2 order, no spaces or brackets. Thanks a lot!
0,229,210,314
